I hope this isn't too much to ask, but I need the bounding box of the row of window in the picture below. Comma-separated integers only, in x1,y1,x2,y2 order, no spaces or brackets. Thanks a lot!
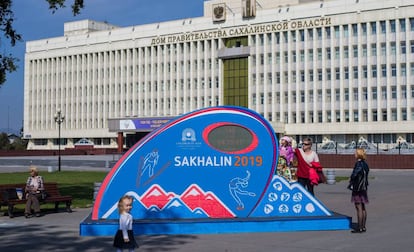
253,85,414,104
28,96,221,130
253,63,414,84
253,18,414,45
254,40,414,65
264,108,413,124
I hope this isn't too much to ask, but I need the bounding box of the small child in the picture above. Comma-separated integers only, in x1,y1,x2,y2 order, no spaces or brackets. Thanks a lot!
113,195,138,252
279,136,294,167
277,156,292,181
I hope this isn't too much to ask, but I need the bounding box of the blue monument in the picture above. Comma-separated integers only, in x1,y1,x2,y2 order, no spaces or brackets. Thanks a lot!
80,106,350,236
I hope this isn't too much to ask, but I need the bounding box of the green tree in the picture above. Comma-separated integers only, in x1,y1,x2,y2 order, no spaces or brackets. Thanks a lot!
0,0,84,86
0,132,10,149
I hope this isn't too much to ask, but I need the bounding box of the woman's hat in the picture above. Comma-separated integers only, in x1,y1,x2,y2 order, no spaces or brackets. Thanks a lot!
281,136,291,143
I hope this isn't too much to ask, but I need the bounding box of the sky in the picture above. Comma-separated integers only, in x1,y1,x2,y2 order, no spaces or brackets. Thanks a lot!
0,0,206,134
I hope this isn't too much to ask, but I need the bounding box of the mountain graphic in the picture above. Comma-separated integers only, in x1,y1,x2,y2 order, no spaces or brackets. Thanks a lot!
180,184,235,218
161,197,204,218
140,185,176,209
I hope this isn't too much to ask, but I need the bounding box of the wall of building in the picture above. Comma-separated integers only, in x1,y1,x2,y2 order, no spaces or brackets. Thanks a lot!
23,0,414,150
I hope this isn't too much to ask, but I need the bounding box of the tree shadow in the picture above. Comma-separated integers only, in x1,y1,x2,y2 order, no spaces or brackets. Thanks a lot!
0,216,199,252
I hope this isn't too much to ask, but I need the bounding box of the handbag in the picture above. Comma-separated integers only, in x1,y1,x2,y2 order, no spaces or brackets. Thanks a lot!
317,170,327,184
41,191,48,200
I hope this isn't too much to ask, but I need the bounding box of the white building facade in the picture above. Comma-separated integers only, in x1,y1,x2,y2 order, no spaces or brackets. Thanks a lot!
24,0,414,150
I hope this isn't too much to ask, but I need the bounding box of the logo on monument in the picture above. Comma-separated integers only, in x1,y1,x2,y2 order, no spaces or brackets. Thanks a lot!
177,128,201,149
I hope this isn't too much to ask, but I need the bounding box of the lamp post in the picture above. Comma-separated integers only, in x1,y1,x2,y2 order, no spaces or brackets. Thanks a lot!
54,109,65,172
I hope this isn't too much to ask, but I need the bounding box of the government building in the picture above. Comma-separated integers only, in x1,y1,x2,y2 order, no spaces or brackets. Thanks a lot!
24,0,414,151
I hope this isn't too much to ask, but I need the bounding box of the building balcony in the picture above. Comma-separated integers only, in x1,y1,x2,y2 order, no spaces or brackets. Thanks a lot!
217,46,251,59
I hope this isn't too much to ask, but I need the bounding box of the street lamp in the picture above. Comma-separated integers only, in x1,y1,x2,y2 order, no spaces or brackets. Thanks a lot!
54,109,65,172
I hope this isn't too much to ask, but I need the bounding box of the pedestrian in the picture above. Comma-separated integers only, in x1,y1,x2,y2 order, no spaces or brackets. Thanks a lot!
24,166,45,218
348,148,369,233
113,195,138,251
279,136,294,167
294,137,321,195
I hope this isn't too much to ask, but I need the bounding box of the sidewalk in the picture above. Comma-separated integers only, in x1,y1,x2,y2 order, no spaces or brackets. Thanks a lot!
1,169,413,251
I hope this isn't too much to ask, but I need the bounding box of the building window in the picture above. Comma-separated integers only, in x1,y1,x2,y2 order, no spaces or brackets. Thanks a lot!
317,28,322,40
344,46,349,58
381,87,387,99
300,71,305,82
334,47,340,59
334,26,340,38
372,87,377,100
318,69,323,81
370,21,377,34
390,20,396,33
380,21,386,33
344,88,349,101
363,110,368,122
335,68,340,80
325,27,331,39
353,45,358,58
363,88,368,100
401,85,407,99
391,64,397,77
391,86,397,99
353,66,358,79
317,90,322,102
401,64,406,76
371,43,377,56
343,25,349,37
335,89,340,100
299,30,305,41
363,66,368,78
390,42,397,55
361,23,367,35
410,18,414,31
402,108,407,121
373,110,378,121
352,24,358,36
362,45,367,57
308,49,314,61
381,43,386,55
381,65,387,77
326,48,331,60
372,65,377,78
344,67,349,79
400,19,406,31
401,42,406,54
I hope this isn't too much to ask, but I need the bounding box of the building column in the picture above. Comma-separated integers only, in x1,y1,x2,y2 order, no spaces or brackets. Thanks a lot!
117,132,124,153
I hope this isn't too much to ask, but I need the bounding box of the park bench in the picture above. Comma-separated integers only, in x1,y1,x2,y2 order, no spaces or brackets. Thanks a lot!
0,182,72,218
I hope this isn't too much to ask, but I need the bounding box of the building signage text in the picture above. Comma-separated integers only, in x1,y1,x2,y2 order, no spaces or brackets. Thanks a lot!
151,17,332,45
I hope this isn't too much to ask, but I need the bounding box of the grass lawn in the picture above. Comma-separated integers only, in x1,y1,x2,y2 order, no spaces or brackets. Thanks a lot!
0,171,108,210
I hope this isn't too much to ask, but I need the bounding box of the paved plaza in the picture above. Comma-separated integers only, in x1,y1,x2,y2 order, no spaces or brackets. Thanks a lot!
0,156,413,251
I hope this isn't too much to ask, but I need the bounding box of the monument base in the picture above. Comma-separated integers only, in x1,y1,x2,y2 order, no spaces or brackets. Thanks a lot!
79,212,351,236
